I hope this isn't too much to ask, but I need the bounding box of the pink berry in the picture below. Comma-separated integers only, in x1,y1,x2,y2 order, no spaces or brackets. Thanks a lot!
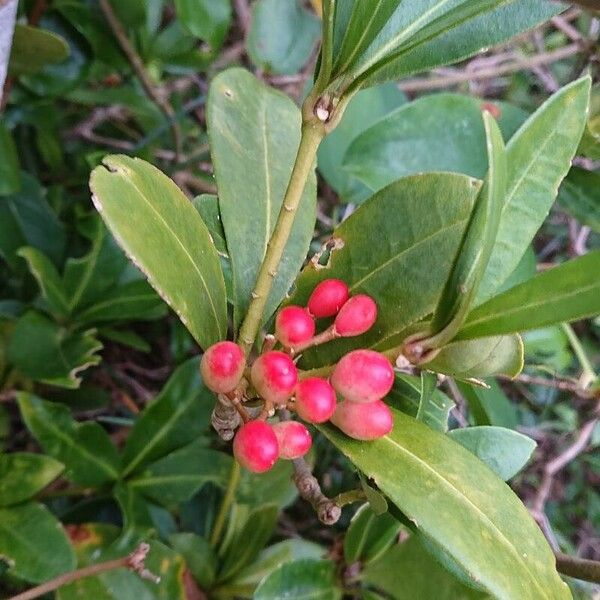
200,341,246,394
272,421,312,459
233,421,279,473
331,350,394,403
275,306,315,347
334,295,377,337
294,378,336,423
307,279,350,318
331,399,393,440
251,351,298,405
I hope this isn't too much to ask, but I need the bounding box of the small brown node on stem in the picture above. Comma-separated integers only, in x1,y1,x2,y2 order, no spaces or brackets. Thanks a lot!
212,395,241,440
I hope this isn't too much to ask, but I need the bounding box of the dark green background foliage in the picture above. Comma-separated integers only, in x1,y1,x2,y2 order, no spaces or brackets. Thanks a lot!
0,1,599,599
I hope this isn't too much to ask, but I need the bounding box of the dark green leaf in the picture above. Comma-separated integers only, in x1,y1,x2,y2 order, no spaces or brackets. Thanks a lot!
248,0,320,75
320,410,569,599
90,155,227,349
0,453,64,506
557,167,600,233
175,0,231,49
113,483,155,545
0,502,75,583
448,426,536,480
121,358,212,477
456,379,518,428
0,121,20,195
8,24,69,75
207,68,317,329
169,532,217,589
523,326,573,372
18,393,119,486
237,458,298,509
459,252,600,340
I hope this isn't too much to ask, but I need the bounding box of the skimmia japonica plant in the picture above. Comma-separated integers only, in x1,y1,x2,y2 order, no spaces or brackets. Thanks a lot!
2,0,600,598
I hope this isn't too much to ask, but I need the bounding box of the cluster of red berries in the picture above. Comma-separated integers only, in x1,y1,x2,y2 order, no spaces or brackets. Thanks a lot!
200,279,394,473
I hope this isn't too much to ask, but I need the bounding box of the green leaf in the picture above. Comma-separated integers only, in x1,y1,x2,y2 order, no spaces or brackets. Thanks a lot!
425,334,524,379
207,68,317,329
459,252,600,340
448,426,536,481
557,167,600,233
344,505,402,565
237,458,298,509
248,0,320,75
0,453,64,506
317,83,406,203
344,94,526,191
0,502,75,583
169,532,218,589
477,76,591,303
577,83,600,159
456,379,518,428
429,112,506,346
17,393,120,486
130,442,231,506
0,121,20,196
90,154,227,349
288,173,480,368
8,24,70,75
523,326,573,372
113,483,155,545
254,559,341,600
387,373,454,433
8,311,102,389
121,358,212,477
175,0,232,49
320,410,569,599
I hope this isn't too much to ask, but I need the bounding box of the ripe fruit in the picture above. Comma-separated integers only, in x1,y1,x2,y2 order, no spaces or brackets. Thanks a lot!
233,421,279,473
331,399,393,440
275,306,315,347
331,350,394,403
307,279,349,318
200,341,246,394
334,294,377,337
294,377,337,423
251,351,298,405
273,421,312,459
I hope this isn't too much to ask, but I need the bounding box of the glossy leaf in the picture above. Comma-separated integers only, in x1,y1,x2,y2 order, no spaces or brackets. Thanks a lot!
459,252,600,340
175,0,231,49
0,453,64,506
320,410,569,599
8,24,69,75
248,0,320,75
448,426,536,481
345,94,526,191
456,379,518,428
169,532,218,589
0,121,20,195
121,358,212,477
557,167,600,233
237,458,298,509
18,393,120,486
0,502,75,583
425,334,524,379
477,77,591,303
287,173,480,368
254,559,341,600
207,68,317,328
90,154,227,349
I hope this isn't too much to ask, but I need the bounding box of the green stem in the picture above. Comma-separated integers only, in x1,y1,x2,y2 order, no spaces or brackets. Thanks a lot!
210,460,241,547
238,121,325,354
561,323,597,388
333,489,367,508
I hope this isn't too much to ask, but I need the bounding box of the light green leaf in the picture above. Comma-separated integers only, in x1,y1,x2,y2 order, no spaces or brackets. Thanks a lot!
456,379,518,429
321,410,569,599
448,426,536,481
207,68,317,329
175,0,231,49
0,453,64,506
90,154,227,349
0,502,75,584
17,393,120,486
557,167,600,233
254,559,341,600
459,252,600,340
8,24,70,75
121,358,212,477
477,77,591,303
0,121,20,195
248,0,320,75
577,83,600,159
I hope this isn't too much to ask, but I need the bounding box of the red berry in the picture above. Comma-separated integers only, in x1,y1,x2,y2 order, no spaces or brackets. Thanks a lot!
273,421,312,459
251,351,298,405
331,350,394,403
275,306,315,347
307,279,350,318
233,421,279,473
294,378,336,423
200,341,246,394
334,295,377,337
331,399,393,440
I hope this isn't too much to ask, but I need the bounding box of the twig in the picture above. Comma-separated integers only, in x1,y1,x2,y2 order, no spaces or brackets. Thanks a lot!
233,0,252,37
504,373,597,400
98,0,182,159
555,552,600,584
8,543,158,600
